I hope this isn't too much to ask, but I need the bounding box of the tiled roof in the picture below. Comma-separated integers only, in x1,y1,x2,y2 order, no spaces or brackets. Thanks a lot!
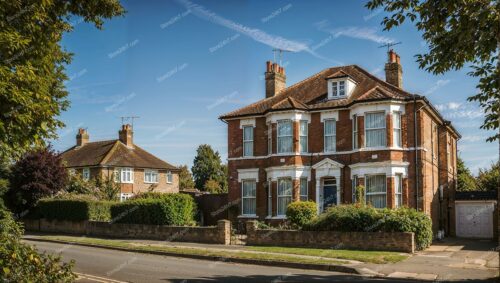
60,140,178,170
219,65,414,119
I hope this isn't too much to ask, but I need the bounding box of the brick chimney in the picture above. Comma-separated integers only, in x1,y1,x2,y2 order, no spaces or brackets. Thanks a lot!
265,61,286,98
119,124,134,148
76,128,89,147
385,49,403,88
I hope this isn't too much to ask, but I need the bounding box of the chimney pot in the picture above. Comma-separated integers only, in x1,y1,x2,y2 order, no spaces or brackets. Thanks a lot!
119,124,134,148
76,128,89,147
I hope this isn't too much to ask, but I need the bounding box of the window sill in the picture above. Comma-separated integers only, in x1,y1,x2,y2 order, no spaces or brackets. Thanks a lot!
238,215,258,219
144,181,159,184
266,215,287,220
121,181,134,184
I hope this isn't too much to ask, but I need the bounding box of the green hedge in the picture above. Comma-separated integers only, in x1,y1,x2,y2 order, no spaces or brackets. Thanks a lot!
110,193,196,226
37,199,114,221
304,205,433,250
286,201,317,228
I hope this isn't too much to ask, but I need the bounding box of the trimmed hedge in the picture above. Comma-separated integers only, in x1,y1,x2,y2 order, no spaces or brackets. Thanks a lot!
286,201,317,227
110,193,196,226
37,199,114,221
304,205,433,250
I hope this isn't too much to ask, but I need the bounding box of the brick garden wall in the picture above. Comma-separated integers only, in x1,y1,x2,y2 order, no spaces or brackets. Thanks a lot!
246,221,415,253
24,219,231,245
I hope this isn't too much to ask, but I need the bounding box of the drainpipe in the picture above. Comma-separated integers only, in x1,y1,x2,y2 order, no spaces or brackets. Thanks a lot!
414,96,419,211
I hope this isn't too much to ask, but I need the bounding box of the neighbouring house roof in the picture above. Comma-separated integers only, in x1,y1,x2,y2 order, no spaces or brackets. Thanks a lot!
219,64,460,138
455,190,497,201
60,140,179,171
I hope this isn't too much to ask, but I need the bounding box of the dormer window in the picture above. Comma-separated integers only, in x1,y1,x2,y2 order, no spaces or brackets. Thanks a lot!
327,77,356,100
332,81,345,97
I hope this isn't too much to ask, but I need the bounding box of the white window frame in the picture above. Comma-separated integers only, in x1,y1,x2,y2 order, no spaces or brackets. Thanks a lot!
393,111,402,148
299,120,308,153
241,179,257,216
166,171,173,183
120,168,134,184
82,168,90,181
120,193,134,202
300,178,308,201
365,111,386,148
243,125,254,157
331,80,346,98
365,174,387,208
277,178,293,216
144,169,159,184
352,115,358,149
395,174,403,208
114,168,120,183
277,120,293,153
324,119,336,153
267,180,272,216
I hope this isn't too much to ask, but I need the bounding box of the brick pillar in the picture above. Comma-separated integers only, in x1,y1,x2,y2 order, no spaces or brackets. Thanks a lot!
217,220,231,245
403,177,409,206
293,120,300,153
245,220,257,244
387,176,395,208
358,116,364,148
271,181,277,217
386,113,393,147
292,178,300,202
271,123,277,154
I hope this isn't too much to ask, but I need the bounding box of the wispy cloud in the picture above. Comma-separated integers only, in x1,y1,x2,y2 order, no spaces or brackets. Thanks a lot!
424,79,450,95
174,0,336,63
316,20,395,44
435,101,461,111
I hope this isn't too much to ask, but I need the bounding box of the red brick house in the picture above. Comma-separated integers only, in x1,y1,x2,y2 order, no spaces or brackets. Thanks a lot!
60,124,180,201
220,51,460,235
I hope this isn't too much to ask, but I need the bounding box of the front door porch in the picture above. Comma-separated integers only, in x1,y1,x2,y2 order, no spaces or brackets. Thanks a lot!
312,158,344,213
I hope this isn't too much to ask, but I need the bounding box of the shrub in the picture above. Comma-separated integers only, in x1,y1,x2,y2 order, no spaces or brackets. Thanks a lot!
5,147,68,215
286,201,317,228
304,205,432,250
66,174,96,195
354,185,365,205
37,199,114,221
110,193,196,225
0,209,75,282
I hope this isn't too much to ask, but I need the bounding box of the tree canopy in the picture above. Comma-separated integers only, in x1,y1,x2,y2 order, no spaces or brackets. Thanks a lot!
178,165,195,190
191,144,227,192
366,0,499,141
457,157,478,191
0,0,125,160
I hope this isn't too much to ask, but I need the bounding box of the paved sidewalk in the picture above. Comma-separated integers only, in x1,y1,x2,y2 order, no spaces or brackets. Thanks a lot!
24,234,498,281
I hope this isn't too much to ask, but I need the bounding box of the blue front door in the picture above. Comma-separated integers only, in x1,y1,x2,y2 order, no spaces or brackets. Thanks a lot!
323,178,337,210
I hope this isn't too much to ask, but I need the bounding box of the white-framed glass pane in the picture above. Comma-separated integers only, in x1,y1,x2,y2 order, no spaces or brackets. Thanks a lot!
366,175,386,208
82,168,90,181
243,126,253,156
393,112,401,147
338,81,345,96
395,174,403,208
365,112,386,147
300,178,308,201
352,115,358,149
277,178,292,216
145,170,158,183
166,171,173,183
277,120,293,153
332,81,338,96
324,119,336,152
267,181,272,216
121,168,133,183
242,180,256,215
299,120,308,153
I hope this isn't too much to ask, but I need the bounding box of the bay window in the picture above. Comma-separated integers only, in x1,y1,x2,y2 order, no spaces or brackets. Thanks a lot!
277,120,293,153
395,174,403,208
299,120,308,153
365,175,386,208
300,178,308,201
243,125,253,157
277,178,292,216
365,112,386,147
242,180,256,216
324,119,336,152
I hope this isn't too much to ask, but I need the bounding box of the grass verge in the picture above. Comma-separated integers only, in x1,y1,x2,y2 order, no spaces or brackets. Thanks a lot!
35,236,347,266
246,246,409,264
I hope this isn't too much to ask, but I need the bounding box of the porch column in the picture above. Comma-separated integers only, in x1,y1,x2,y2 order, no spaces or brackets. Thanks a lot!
315,177,321,214
387,176,395,208
292,178,300,202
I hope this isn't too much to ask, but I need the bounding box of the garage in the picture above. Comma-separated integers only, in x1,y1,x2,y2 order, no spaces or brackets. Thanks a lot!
455,191,497,239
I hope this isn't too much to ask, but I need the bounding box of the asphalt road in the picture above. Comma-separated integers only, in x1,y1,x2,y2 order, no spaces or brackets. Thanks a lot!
25,240,423,283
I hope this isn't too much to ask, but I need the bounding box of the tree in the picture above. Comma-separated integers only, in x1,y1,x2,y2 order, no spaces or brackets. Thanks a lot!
366,0,499,142
5,147,68,214
457,157,478,191
94,175,120,201
477,161,499,191
191,145,227,191
204,179,224,194
0,1,125,160
0,209,75,282
178,165,195,189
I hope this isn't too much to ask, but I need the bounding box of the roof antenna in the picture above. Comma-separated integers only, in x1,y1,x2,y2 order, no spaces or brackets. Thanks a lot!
272,48,293,65
379,41,402,52
120,116,140,129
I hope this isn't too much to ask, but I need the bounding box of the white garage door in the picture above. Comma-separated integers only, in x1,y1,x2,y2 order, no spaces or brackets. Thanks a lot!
456,201,495,239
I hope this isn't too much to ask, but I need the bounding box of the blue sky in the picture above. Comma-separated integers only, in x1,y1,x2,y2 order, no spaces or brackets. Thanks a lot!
55,0,496,174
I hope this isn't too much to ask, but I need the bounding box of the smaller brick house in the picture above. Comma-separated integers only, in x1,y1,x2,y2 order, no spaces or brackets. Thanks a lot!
60,124,180,200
